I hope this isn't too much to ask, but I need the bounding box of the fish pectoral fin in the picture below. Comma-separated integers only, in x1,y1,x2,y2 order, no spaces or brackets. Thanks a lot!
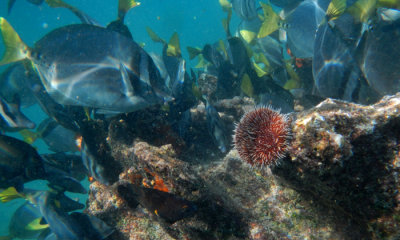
0,18,30,66
25,217,49,231
119,63,135,95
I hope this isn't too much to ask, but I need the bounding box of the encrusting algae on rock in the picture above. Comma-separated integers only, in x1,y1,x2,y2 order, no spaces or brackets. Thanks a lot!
85,94,400,239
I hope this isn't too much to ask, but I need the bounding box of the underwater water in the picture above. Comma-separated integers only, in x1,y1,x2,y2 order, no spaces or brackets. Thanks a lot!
0,0,399,239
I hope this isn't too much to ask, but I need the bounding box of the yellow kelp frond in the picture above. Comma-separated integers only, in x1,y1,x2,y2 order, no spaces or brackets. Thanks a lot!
187,46,202,60
25,217,49,231
118,0,140,19
347,0,377,23
145,26,166,44
326,0,347,21
219,0,232,12
258,2,280,38
166,32,181,57
0,18,29,66
241,73,254,97
0,187,24,203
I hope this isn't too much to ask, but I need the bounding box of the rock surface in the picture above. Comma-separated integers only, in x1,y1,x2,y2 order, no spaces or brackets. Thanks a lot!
86,94,400,240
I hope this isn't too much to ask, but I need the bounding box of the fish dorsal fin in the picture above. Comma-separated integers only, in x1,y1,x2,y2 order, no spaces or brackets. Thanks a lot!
118,0,140,20
258,2,280,38
167,32,181,57
145,27,166,44
0,18,29,66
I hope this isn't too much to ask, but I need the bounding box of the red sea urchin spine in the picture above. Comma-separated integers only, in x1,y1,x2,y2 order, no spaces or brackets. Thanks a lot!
234,106,290,167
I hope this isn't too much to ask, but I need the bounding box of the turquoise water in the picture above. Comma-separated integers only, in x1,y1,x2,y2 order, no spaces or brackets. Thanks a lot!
0,0,231,236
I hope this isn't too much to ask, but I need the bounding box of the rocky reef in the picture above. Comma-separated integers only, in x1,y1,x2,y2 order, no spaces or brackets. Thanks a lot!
86,94,400,240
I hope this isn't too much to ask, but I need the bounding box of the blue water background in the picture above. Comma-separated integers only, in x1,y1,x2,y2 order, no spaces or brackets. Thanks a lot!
0,0,239,236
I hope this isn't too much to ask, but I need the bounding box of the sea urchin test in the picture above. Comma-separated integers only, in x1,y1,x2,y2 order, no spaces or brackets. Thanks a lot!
234,106,290,167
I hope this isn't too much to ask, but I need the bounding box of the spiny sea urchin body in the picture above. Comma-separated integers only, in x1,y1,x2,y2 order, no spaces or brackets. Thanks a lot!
234,106,290,167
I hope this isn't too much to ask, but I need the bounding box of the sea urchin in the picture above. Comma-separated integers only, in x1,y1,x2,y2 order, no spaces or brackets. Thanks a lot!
234,106,290,167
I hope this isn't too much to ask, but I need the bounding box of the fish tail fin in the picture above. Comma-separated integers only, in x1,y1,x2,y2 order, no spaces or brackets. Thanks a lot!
347,0,377,23
0,18,29,66
258,2,281,38
84,107,92,121
240,73,254,98
7,0,17,14
219,0,232,12
145,26,166,44
25,217,49,231
284,60,301,90
194,54,208,69
252,61,268,77
222,8,232,37
186,46,202,60
0,236,12,240
377,0,400,8
45,0,70,8
0,187,25,203
325,0,347,22
167,32,181,57
240,29,257,44
118,0,140,20
19,129,40,144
